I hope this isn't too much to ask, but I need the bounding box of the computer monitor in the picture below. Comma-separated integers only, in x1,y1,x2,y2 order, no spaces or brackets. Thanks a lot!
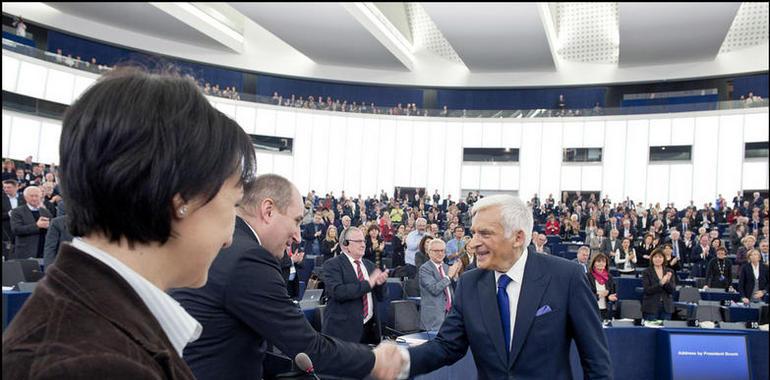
661,331,750,380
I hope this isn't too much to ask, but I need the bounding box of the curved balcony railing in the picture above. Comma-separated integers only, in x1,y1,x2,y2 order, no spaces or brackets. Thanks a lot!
3,37,768,118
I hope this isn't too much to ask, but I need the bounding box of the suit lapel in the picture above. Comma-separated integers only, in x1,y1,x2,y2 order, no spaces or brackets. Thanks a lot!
509,252,550,366
477,270,508,366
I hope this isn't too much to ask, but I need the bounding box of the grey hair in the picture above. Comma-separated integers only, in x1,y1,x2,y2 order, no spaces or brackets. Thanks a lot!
415,218,427,226
340,226,363,247
428,238,446,250
578,245,590,253
470,194,533,247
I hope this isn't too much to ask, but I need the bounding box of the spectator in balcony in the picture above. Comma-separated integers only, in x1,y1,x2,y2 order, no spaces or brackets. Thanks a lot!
592,102,602,115
64,54,75,67
203,83,211,95
556,93,566,116
14,16,27,37
54,48,64,64
350,101,359,113
440,106,448,117
271,92,280,105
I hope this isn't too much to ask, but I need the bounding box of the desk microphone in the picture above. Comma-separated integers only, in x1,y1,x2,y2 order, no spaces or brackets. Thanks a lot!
294,353,321,380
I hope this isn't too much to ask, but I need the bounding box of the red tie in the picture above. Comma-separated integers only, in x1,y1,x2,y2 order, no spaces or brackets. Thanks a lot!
438,265,452,312
355,260,368,319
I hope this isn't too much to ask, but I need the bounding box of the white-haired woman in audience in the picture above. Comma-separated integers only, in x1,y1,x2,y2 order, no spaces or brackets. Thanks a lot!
735,235,757,266
738,249,769,304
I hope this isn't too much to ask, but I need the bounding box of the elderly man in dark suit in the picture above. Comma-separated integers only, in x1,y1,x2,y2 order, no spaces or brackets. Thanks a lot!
172,174,400,380
403,195,611,379
10,186,51,259
322,226,388,344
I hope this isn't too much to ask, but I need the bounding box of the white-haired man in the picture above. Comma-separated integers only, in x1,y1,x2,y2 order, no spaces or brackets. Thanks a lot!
10,186,52,259
402,195,610,379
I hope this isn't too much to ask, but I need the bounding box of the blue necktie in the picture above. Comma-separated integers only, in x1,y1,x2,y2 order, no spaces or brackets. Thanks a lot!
497,275,513,354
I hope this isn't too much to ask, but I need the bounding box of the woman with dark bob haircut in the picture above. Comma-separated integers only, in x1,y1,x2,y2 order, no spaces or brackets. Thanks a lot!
2,68,256,379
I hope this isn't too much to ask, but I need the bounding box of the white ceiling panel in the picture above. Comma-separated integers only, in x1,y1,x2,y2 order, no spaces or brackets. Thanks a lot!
421,3,556,71
618,2,741,66
231,3,408,70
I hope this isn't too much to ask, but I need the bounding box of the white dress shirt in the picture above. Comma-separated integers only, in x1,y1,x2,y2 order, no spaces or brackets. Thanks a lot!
70,238,202,357
494,249,528,351
7,194,18,210
343,252,374,323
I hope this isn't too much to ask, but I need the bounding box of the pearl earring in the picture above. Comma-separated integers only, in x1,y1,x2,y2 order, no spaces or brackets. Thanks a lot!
178,206,188,217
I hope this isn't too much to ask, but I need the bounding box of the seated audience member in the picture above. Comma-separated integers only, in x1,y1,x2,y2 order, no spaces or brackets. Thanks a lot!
735,235,757,266
572,246,590,273
42,214,73,268
281,243,305,299
601,229,622,264
586,253,617,320
10,186,52,259
419,239,460,331
642,249,676,321
637,233,657,268
322,227,388,345
615,238,637,274
391,224,407,268
690,234,713,277
545,213,560,235
588,227,605,258
364,224,384,269
2,179,25,257
320,225,340,261
760,239,769,265
528,233,551,255
445,225,465,265
457,236,476,274
661,243,681,274
738,249,769,303
2,68,258,379
704,246,734,291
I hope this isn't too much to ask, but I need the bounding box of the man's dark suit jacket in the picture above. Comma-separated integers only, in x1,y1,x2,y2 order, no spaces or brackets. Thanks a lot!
527,245,551,255
171,217,374,380
9,204,52,259
408,251,612,380
2,193,25,241
43,215,74,268
322,253,385,344
2,244,195,379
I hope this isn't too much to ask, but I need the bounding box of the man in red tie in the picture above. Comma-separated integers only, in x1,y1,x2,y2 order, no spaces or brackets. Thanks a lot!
419,239,460,331
322,226,389,344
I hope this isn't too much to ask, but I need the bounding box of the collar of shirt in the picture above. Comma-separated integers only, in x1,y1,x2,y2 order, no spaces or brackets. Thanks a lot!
343,252,368,277
26,203,39,212
242,218,262,245
495,249,528,288
70,238,202,357
433,261,446,277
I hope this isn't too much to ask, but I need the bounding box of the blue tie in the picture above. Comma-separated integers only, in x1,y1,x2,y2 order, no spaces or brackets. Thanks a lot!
497,274,512,354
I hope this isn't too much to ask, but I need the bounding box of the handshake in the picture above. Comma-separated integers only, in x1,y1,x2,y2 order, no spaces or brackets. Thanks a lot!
371,341,405,380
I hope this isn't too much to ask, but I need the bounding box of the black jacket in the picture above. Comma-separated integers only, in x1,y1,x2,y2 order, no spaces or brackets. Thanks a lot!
171,217,375,380
322,253,385,344
738,263,769,300
641,267,676,314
